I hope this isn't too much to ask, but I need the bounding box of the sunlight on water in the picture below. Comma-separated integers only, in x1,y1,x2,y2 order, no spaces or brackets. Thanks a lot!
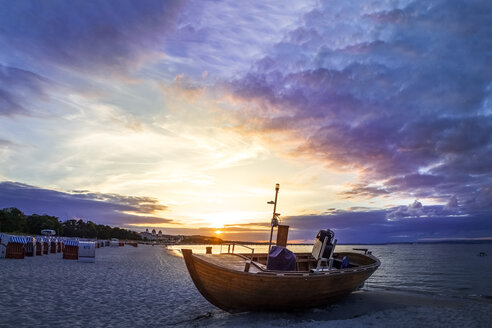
168,244,315,256
167,244,359,255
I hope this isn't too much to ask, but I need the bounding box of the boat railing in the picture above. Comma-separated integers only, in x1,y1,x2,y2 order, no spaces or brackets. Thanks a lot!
220,243,255,260
353,248,371,255
221,243,256,272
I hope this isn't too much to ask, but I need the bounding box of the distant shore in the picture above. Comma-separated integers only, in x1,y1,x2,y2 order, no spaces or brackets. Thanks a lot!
173,239,492,246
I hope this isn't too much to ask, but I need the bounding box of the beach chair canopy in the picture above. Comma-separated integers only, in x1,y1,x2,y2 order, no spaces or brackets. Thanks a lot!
65,240,79,247
9,236,27,244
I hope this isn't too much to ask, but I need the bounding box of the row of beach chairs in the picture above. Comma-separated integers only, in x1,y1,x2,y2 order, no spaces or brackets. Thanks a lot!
0,235,128,262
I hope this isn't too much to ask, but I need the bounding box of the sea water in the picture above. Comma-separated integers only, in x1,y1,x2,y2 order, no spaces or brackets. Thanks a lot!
168,243,492,300
1,243,491,327
366,243,492,300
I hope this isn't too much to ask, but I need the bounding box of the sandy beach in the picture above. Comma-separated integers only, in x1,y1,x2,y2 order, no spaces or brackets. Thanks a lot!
1,245,491,327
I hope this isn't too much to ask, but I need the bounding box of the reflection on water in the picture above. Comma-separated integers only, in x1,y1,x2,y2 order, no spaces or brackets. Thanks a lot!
168,243,492,300
168,244,317,256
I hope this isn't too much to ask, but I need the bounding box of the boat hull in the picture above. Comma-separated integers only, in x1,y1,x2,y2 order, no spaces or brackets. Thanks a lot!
182,249,379,312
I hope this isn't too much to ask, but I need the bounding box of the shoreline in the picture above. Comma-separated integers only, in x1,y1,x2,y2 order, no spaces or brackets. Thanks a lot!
1,244,490,327
186,290,492,328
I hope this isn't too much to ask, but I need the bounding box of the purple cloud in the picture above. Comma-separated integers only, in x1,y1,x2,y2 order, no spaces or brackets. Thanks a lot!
0,65,50,116
0,0,184,74
226,0,492,206
0,181,171,227
159,1,314,79
1,0,491,243
179,199,491,243
281,205,492,244
386,200,424,221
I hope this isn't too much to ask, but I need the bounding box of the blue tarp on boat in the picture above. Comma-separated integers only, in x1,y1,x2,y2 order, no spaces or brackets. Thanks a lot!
267,246,296,271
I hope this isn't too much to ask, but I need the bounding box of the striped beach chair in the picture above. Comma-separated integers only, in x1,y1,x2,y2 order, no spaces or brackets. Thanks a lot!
63,240,79,260
35,236,43,256
43,237,50,254
24,236,35,257
6,236,26,259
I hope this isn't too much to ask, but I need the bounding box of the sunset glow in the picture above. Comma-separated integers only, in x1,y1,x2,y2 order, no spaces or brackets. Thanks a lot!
1,0,492,243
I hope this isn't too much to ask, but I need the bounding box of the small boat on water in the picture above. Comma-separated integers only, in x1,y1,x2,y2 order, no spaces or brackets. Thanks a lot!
182,184,380,312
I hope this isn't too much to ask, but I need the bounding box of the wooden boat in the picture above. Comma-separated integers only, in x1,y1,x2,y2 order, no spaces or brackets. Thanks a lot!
182,247,380,312
181,184,380,312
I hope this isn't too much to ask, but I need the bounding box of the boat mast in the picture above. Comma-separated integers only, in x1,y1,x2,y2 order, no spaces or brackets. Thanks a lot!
266,183,280,266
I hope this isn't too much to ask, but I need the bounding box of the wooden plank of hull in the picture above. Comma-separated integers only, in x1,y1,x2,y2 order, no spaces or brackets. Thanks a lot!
182,249,379,312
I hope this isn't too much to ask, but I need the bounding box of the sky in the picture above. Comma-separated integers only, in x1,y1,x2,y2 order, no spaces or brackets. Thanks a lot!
1,0,491,243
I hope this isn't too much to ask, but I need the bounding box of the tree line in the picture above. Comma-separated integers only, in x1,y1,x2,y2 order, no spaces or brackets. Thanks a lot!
0,207,141,240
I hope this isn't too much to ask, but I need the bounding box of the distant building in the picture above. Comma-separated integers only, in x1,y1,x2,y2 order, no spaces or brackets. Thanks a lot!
140,229,156,240
139,229,183,244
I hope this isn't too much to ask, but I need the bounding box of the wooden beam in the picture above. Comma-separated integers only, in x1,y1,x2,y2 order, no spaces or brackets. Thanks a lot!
276,225,289,247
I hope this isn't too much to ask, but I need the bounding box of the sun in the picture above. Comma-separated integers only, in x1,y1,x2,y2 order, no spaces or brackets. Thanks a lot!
215,230,222,235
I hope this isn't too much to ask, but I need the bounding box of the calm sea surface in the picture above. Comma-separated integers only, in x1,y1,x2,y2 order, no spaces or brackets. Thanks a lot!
168,243,492,300
2,244,491,327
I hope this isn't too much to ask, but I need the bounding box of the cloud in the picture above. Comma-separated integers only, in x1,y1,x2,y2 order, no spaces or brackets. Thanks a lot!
0,139,15,147
386,199,424,221
223,0,492,206
1,0,491,243
445,195,458,210
0,181,171,226
341,184,390,199
465,187,492,210
0,0,184,75
0,65,50,116
178,197,487,243
159,1,315,79
281,205,492,244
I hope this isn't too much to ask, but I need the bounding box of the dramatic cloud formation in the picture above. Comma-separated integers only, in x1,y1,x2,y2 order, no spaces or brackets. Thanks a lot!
0,1,491,242
227,0,492,206
281,200,492,244
0,182,171,226
206,200,492,243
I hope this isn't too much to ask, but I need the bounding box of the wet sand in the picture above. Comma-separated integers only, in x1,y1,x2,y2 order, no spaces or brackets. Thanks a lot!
1,245,490,327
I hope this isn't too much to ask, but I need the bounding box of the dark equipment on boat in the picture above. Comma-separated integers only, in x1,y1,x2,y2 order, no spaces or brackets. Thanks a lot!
312,229,335,259
341,256,349,269
266,246,297,271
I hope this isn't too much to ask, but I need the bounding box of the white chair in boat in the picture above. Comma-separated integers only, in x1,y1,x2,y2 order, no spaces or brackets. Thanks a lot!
312,230,337,271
